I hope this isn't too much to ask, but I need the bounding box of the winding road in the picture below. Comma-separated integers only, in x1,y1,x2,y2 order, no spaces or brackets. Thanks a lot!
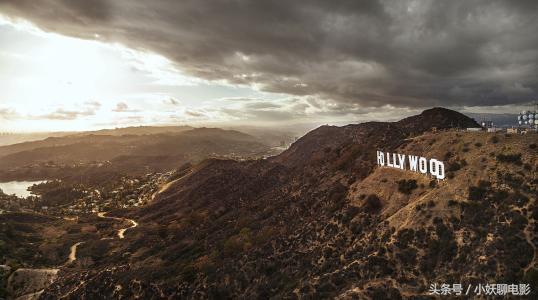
10,212,139,299
97,212,138,239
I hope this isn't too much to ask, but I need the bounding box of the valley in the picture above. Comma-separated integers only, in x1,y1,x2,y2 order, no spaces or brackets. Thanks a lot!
0,125,278,299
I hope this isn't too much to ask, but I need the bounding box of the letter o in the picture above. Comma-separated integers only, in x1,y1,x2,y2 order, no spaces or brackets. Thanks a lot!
418,157,427,174
430,159,439,177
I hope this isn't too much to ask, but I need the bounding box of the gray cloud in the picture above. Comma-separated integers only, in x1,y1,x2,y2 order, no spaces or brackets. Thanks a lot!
1,102,101,121
112,102,139,113
0,107,18,120
164,97,180,106
85,100,102,109
32,101,101,120
184,110,206,118
1,0,537,109
39,108,96,120
212,96,425,126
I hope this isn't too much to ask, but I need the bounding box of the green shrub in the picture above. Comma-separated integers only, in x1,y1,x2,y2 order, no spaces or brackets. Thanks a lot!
397,179,418,194
468,186,487,201
223,228,252,256
363,194,382,212
223,236,243,256
496,153,522,165
447,161,461,172
180,264,197,282
447,200,458,207
255,226,276,245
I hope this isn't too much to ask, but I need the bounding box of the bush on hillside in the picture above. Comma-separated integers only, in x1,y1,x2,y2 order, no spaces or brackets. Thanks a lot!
468,186,487,201
363,194,382,212
397,179,418,194
496,153,522,165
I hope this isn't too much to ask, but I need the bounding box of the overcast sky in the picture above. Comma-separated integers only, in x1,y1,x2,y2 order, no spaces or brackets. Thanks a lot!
0,0,537,131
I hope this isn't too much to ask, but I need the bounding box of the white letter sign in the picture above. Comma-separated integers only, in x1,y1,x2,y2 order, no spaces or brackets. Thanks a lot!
376,150,446,180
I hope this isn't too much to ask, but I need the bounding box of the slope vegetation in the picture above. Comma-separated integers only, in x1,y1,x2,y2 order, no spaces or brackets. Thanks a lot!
40,108,537,299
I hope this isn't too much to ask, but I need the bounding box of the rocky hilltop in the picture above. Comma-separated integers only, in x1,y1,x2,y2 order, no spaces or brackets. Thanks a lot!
39,108,536,299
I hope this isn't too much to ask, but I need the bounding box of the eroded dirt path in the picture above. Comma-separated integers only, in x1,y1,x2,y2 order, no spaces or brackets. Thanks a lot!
150,170,192,201
97,211,138,239
7,269,58,300
66,242,83,265
9,212,139,298
8,239,84,299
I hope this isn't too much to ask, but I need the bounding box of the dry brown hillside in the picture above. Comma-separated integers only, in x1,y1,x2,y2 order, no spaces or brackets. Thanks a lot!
36,109,537,299
345,131,537,297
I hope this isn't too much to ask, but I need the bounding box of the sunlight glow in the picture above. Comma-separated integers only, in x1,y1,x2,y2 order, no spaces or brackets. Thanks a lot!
0,15,205,131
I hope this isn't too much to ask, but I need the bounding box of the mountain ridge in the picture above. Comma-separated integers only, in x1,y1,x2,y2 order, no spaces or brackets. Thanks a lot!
0,127,271,182
22,108,538,298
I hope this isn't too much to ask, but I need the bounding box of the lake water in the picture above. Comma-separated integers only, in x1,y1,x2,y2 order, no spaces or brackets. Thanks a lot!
0,181,46,198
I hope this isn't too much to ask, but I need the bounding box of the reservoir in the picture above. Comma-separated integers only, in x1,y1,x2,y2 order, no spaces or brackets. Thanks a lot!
0,181,46,198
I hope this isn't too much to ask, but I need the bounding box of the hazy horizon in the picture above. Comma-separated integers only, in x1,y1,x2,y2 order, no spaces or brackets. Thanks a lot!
0,109,522,137
1,1,537,132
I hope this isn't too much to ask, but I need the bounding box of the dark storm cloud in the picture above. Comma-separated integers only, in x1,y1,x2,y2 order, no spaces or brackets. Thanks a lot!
1,0,537,108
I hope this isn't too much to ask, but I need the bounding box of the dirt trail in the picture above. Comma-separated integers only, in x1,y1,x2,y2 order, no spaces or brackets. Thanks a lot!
66,242,83,265
97,211,138,239
7,269,58,300
8,237,84,299
14,288,45,300
8,238,84,299
151,180,174,201
151,171,192,201
9,211,138,298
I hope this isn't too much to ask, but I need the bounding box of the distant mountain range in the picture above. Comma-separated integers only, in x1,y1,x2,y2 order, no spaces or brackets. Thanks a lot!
465,113,519,127
0,127,272,182
0,132,73,147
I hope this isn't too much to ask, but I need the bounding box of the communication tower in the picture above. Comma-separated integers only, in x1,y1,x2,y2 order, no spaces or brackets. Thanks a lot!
517,101,538,129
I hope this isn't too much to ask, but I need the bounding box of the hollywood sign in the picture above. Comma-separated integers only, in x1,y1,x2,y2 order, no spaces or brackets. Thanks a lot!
376,151,445,180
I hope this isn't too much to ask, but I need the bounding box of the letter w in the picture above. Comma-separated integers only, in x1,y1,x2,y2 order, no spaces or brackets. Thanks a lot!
409,155,418,171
